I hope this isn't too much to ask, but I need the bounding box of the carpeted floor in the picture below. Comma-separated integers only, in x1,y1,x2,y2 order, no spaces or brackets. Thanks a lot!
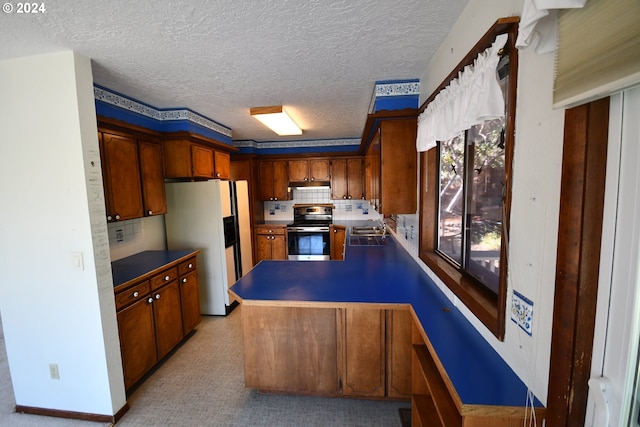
1,307,410,426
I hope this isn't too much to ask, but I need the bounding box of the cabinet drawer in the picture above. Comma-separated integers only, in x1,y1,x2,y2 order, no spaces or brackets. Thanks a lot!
115,280,150,311
255,226,286,235
150,267,178,291
178,257,197,276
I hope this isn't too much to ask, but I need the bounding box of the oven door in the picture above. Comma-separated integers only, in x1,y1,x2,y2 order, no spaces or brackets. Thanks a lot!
287,227,330,260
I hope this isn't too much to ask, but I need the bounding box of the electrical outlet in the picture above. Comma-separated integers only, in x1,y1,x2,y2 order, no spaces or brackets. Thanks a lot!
511,291,533,336
49,363,60,380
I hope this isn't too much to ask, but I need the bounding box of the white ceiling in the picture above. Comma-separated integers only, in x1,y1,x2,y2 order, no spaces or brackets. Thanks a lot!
0,0,468,143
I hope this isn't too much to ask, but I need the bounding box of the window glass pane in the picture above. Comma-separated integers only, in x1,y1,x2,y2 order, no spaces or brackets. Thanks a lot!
464,119,505,294
438,133,465,264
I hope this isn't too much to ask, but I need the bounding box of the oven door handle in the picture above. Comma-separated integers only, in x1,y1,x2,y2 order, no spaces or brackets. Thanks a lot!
287,227,330,232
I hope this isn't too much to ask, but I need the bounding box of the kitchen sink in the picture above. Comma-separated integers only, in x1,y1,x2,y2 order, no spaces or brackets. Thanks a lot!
349,226,385,236
349,235,387,246
349,225,387,246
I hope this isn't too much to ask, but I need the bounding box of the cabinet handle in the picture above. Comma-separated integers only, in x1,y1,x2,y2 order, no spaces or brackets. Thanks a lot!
305,177,308,181
348,195,352,199
164,275,170,281
188,263,193,269
216,173,220,178
274,197,278,201
114,214,121,220
270,197,274,201
107,215,113,221
148,210,153,215
133,291,139,298
155,293,160,300
147,297,154,304
182,278,187,283
343,196,347,199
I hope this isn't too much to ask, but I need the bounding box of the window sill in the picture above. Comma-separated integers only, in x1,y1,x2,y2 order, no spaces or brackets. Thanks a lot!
420,250,503,340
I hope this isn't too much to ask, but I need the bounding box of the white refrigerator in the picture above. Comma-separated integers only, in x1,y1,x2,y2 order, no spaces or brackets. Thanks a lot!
164,180,253,315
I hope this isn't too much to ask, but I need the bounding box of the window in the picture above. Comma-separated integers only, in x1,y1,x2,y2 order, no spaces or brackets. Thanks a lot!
437,118,506,295
419,19,518,340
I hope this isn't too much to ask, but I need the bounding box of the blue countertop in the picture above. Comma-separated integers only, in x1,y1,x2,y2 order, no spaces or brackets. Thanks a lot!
231,228,544,409
111,249,199,289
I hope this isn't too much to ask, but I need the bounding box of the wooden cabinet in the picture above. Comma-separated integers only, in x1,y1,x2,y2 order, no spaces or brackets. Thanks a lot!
138,140,167,216
240,304,412,399
341,308,386,397
100,132,144,222
258,160,289,201
178,258,201,335
114,254,200,391
163,140,215,179
116,281,156,391
331,158,364,200
288,158,330,183
151,279,184,360
330,225,347,260
386,309,412,398
242,305,341,394
214,150,231,179
362,113,417,214
99,129,167,222
254,225,287,262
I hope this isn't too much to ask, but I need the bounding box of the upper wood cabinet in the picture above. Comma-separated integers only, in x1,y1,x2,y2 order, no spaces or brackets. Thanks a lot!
331,158,364,200
99,132,144,222
138,140,167,216
289,159,330,183
259,160,289,201
164,140,215,179
214,151,230,179
363,113,417,214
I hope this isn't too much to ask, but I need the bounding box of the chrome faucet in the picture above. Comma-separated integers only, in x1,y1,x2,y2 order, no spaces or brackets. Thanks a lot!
379,219,387,239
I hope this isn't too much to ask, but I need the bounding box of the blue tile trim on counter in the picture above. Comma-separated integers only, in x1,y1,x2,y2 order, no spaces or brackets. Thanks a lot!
111,250,198,288
231,230,544,409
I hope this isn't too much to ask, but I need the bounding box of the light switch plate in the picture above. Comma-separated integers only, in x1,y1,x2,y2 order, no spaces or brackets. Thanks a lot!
511,290,533,336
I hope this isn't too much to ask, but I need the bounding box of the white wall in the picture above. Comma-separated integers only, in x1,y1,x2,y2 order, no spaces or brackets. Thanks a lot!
413,0,565,405
0,52,126,415
108,216,168,261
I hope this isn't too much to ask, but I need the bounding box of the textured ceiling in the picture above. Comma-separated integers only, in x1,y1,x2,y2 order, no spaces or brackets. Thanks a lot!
0,0,468,142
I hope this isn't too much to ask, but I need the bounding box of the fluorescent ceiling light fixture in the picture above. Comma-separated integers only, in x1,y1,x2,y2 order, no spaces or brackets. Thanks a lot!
250,106,302,136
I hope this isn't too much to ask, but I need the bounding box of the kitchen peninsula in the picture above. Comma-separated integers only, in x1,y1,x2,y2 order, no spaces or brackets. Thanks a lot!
230,231,546,426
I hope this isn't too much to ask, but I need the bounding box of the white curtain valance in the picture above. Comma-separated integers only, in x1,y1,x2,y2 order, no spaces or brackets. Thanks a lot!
416,33,508,153
516,0,587,54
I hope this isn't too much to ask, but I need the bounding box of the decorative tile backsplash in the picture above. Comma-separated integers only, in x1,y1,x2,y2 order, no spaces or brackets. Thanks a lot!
264,187,382,221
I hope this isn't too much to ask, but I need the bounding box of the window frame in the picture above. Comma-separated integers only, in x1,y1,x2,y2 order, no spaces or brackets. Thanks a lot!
418,18,519,340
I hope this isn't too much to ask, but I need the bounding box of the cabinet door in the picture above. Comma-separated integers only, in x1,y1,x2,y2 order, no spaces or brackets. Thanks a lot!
259,161,275,201
309,159,330,182
101,133,143,221
386,309,412,398
288,160,309,182
191,145,214,178
330,225,347,260
379,119,417,214
331,159,348,200
139,140,167,216
255,233,273,263
152,280,184,360
242,305,340,394
271,234,287,260
179,269,201,335
347,158,364,199
342,308,386,397
214,151,230,179
117,295,157,390
272,161,289,200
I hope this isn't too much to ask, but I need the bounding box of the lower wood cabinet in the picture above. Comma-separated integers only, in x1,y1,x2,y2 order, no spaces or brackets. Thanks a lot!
114,255,200,390
341,308,386,397
242,305,341,394
254,225,287,263
330,225,347,260
240,304,411,399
